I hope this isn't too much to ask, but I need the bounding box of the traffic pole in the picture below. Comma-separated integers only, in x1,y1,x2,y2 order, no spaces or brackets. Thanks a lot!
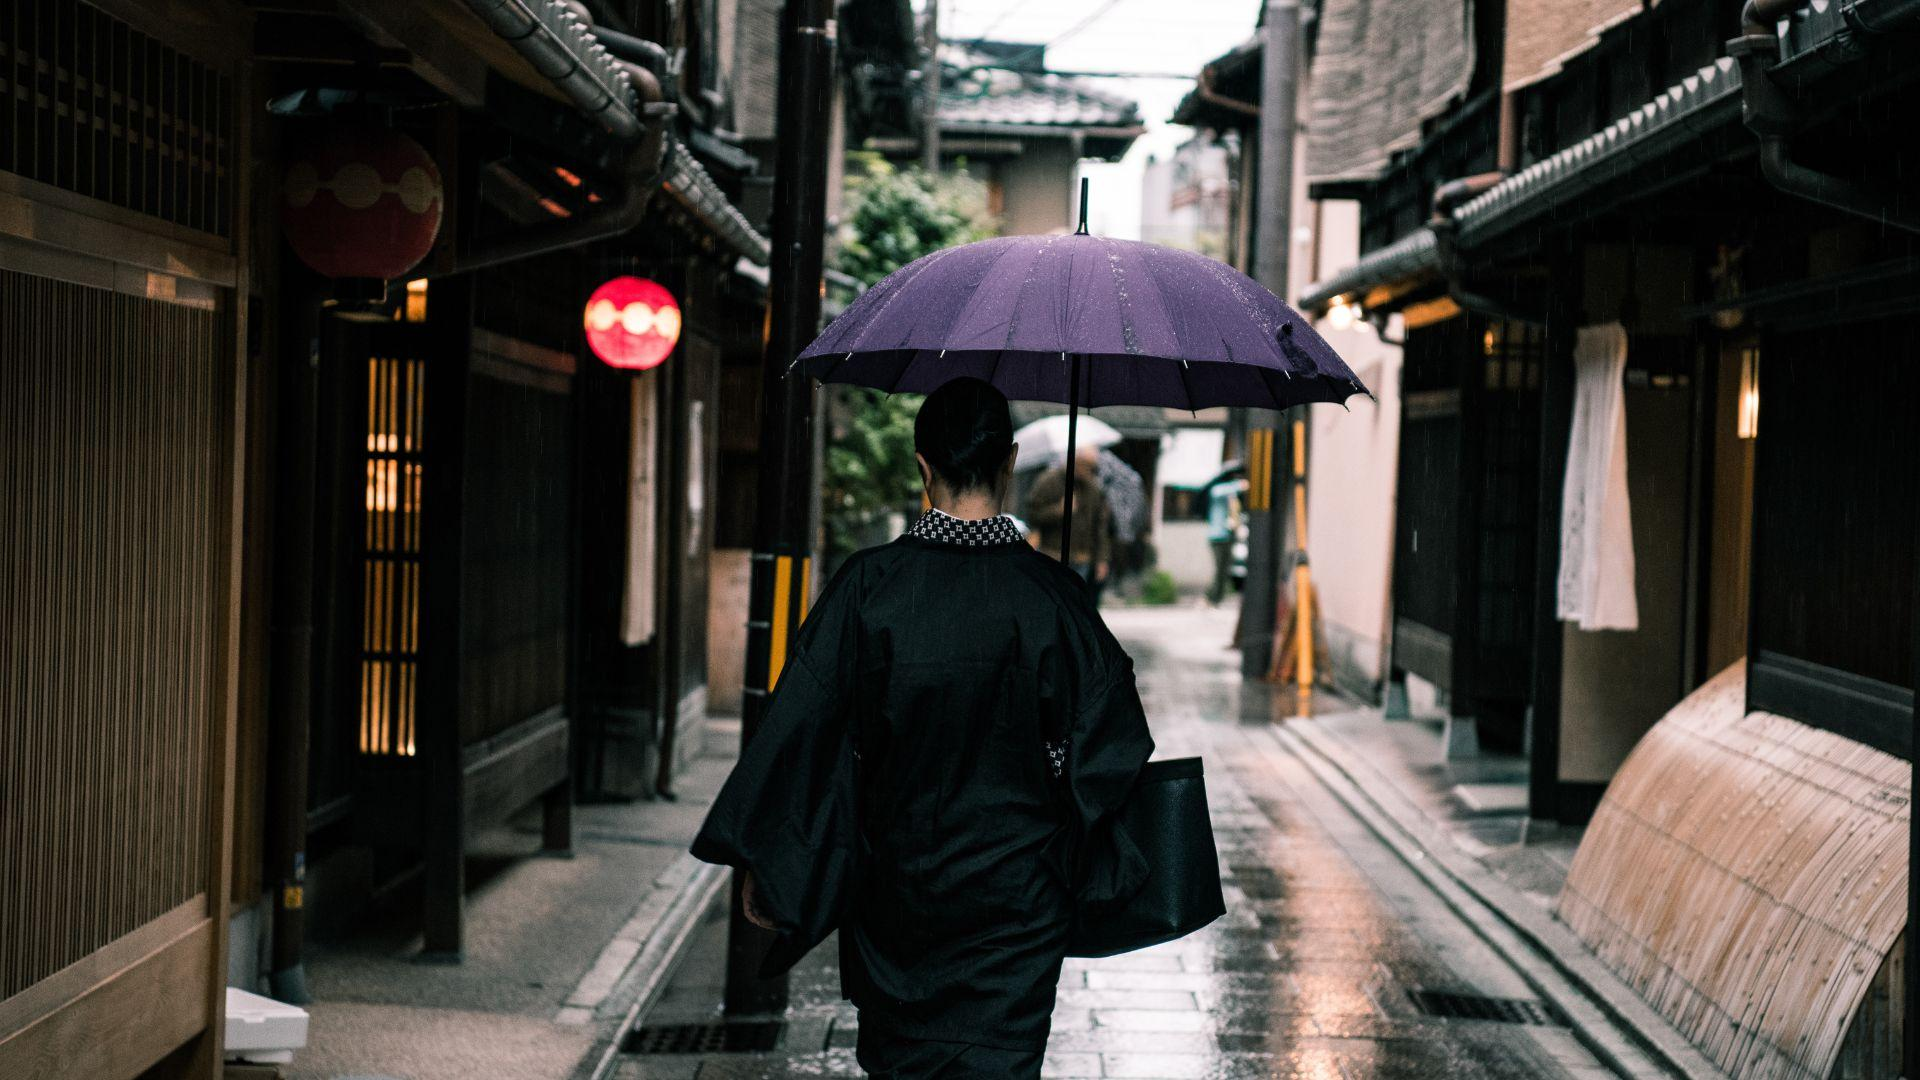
1240,0,1299,680
727,0,837,1017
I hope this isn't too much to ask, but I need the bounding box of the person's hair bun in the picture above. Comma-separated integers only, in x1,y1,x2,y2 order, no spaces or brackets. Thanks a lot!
914,377,1014,493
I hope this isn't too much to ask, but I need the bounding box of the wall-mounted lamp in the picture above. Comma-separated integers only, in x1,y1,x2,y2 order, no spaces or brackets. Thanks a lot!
1325,296,1358,332
1737,346,1760,440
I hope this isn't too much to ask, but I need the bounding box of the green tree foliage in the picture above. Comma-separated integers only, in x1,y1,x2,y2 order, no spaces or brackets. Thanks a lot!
822,159,995,560
834,156,994,288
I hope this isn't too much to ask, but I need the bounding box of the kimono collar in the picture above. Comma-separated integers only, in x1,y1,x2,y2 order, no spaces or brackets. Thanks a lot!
906,508,1026,547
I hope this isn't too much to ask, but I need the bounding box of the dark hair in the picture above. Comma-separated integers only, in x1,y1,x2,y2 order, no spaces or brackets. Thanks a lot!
914,377,1014,492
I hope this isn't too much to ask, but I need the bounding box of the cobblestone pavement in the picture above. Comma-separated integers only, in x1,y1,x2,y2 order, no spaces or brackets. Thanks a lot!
615,605,1617,1079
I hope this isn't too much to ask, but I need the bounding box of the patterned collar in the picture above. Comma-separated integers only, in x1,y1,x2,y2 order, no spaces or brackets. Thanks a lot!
906,508,1026,547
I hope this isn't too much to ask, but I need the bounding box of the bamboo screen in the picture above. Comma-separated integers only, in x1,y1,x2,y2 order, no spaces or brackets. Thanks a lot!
358,356,425,757
0,270,228,998
1559,661,1910,1080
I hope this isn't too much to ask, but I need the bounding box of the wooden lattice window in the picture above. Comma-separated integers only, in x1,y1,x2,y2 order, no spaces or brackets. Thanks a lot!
0,0,234,235
359,356,425,756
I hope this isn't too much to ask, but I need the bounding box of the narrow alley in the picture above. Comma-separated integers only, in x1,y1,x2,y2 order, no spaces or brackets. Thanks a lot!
612,606,1619,1079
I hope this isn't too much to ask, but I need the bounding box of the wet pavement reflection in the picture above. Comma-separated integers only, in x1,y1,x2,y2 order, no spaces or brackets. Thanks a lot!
615,606,1614,1079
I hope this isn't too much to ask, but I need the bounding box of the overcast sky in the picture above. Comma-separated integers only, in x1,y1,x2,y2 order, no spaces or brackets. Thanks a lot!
931,0,1263,238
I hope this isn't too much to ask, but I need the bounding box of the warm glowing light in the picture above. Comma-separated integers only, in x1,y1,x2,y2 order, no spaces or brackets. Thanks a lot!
584,276,681,370
403,277,428,322
553,165,583,188
1325,296,1358,332
1737,346,1760,440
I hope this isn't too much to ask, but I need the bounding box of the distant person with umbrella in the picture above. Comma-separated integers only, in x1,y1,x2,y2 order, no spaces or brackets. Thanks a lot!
1205,464,1247,606
693,378,1154,1078
1026,445,1114,602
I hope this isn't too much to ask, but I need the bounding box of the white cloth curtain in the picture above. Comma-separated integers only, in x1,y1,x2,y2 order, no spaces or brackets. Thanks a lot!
1557,323,1637,631
621,372,659,646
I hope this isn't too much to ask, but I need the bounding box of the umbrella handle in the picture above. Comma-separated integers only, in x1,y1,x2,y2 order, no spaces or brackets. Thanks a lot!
1061,354,1080,571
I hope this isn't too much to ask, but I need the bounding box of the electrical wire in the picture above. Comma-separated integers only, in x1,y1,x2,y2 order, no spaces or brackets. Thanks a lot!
964,0,1129,65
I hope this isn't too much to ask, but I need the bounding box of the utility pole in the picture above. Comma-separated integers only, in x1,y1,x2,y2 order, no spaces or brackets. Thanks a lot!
1240,0,1298,681
921,0,942,171
728,0,836,1016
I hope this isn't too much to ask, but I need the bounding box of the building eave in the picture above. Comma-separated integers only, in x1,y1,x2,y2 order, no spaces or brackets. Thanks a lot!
1299,228,1442,314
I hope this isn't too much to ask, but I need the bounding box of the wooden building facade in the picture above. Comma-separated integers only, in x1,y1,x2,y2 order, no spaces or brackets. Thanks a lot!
0,0,913,1076
1283,0,1919,1071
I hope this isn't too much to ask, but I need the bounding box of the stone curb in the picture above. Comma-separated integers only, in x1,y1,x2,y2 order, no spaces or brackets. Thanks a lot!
568,854,729,1080
1274,718,1731,1080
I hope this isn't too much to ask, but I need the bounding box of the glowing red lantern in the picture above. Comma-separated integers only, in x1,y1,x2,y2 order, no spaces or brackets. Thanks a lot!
282,126,443,280
584,276,681,370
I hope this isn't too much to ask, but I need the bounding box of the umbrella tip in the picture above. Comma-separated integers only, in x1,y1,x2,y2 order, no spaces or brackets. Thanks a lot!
1076,177,1089,236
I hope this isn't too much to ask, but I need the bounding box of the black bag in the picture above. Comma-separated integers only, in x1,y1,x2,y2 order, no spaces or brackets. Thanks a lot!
1065,756,1226,957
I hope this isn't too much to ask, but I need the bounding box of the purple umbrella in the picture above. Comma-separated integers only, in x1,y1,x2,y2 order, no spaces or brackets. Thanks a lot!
799,186,1366,561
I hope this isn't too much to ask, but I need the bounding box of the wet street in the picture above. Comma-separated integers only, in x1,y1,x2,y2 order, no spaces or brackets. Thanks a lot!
614,605,1616,1079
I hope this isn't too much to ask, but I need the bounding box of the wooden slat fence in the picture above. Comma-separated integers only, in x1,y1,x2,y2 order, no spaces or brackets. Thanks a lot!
0,269,228,1004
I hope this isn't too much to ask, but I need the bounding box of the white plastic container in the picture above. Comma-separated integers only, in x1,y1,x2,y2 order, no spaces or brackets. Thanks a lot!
224,986,309,1064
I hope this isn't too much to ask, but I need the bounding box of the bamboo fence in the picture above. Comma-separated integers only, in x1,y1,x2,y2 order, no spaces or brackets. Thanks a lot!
1558,661,1909,1080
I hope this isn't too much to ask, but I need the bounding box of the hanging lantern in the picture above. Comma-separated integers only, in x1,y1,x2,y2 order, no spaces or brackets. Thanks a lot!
283,126,444,280
584,276,681,370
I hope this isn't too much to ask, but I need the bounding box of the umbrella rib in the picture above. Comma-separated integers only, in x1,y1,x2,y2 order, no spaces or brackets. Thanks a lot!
887,349,922,395
1261,366,1288,411
1177,359,1198,413
986,349,1007,394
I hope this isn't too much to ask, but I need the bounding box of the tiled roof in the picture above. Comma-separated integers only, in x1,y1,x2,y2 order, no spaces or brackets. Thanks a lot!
1010,401,1167,438
938,46,1142,131
1453,57,1743,242
1300,57,1744,308
660,144,771,265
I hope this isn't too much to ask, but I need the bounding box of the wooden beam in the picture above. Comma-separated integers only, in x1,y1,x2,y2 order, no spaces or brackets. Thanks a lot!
0,917,213,1080
420,274,477,961
336,0,490,108
1450,315,1489,731
1527,277,1577,821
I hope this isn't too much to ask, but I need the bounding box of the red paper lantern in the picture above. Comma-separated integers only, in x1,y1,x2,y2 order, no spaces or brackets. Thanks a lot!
584,276,681,370
283,126,444,280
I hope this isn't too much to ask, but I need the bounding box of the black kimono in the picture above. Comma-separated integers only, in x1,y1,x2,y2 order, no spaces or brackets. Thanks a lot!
691,510,1154,1057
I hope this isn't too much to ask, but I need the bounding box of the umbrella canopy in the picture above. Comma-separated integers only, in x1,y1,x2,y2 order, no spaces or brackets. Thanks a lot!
1012,413,1123,469
800,212,1365,566
798,233,1367,411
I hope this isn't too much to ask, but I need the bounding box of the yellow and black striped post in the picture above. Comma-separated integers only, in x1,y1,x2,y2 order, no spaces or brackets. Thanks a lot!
728,0,836,1016
1238,419,1283,679
748,553,812,699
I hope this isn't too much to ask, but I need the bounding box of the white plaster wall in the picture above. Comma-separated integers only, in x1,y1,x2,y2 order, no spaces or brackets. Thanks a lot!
998,141,1081,236
706,548,751,716
1301,199,1402,695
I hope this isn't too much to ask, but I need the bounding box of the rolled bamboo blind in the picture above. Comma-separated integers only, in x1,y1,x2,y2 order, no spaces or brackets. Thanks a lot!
1559,661,1909,1080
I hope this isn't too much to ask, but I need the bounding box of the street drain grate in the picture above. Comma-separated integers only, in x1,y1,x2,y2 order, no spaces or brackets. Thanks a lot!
623,1020,785,1054
1408,989,1568,1026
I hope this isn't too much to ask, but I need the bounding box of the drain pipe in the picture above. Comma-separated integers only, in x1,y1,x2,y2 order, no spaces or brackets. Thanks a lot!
451,119,672,274
1432,172,1505,220
1430,218,1549,323
463,0,644,139
1196,62,1262,118
1727,0,1920,232
445,8,676,275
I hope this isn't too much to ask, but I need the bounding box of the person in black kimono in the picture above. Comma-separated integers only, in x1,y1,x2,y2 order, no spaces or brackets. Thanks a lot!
692,377,1155,1079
